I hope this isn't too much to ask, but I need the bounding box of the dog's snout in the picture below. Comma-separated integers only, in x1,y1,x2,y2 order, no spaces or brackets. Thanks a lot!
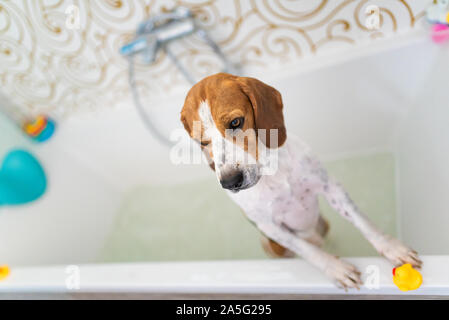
220,171,244,190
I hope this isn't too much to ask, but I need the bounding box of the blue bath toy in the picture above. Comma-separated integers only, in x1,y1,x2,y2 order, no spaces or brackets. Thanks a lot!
32,118,55,143
0,150,47,206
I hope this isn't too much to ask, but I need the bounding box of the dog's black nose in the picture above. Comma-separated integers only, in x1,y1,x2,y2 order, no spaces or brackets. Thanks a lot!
220,171,244,190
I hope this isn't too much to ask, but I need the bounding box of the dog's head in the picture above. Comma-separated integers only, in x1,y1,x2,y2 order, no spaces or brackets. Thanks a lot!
180,73,286,192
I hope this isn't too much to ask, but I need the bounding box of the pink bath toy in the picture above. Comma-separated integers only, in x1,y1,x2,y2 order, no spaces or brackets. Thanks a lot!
431,24,449,43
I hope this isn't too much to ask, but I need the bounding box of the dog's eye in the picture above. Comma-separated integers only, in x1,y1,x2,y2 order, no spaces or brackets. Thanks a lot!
229,117,244,130
200,140,210,147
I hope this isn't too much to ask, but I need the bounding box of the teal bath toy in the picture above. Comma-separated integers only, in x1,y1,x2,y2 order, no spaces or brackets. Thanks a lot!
0,150,47,206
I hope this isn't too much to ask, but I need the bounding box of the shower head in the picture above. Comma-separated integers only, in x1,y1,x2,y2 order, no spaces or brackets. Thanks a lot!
120,7,237,82
120,7,195,64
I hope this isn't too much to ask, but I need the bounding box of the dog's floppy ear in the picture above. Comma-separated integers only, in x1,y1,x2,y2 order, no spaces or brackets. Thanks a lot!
237,77,286,148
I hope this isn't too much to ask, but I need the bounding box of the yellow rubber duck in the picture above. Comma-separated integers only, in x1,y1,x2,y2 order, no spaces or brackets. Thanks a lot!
0,265,10,281
392,263,422,291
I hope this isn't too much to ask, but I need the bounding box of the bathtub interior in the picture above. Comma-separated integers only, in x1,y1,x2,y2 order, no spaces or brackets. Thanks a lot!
0,37,448,268
99,152,397,262
100,38,449,263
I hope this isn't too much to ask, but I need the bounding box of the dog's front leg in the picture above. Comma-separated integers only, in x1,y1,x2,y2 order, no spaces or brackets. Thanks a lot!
320,179,422,268
257,223,362,289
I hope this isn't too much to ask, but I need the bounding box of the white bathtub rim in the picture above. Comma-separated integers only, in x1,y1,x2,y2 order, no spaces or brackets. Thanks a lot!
0,255,447,296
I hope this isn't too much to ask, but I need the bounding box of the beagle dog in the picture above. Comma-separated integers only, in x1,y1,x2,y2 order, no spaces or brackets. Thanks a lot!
180,73,422,289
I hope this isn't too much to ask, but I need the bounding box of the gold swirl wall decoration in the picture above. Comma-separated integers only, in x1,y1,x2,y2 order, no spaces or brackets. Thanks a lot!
0,0,429,118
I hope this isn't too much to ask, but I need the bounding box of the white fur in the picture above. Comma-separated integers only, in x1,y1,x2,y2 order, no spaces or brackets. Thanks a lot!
196,101,422,289
199,101,260,189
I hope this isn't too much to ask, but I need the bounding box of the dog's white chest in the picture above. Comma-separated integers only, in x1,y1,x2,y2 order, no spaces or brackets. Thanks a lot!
227,135,322,232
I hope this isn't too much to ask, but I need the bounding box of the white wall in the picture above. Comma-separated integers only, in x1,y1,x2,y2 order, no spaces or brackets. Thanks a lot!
395,48,449,254
0,130,121,266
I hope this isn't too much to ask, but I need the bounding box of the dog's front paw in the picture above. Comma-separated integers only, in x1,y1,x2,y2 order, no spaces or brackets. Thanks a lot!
324,257,363,290
376,236,422,269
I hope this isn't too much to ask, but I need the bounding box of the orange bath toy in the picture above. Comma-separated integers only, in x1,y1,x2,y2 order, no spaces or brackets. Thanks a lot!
22,115,56,142
392,264,422,291
24,115,48,137
0,265,10,281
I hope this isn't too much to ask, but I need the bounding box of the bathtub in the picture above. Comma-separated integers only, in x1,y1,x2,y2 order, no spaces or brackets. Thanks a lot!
0,30,448,298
